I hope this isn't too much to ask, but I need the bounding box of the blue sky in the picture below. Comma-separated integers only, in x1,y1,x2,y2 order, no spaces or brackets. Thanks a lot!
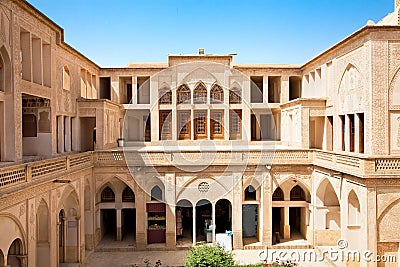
28,0,393,67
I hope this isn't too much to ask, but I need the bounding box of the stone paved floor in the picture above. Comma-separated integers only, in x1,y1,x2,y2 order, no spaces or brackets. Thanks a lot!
83,249,334,267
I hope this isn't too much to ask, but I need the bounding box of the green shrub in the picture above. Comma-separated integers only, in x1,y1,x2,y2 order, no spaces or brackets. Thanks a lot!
185,244,236,267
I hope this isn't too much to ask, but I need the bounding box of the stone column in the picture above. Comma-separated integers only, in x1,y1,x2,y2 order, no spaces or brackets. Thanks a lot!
212,202,216,243
263,75,268,103
192,205,196,245
57,116,64,153
232,172,243,249
64,116,71,152
132,76,137,105
280,76,289,103
345,115,350,152
135,187,147,250
262,172,272,246
116,209,122,241
165,173,176,249
283,205,290,239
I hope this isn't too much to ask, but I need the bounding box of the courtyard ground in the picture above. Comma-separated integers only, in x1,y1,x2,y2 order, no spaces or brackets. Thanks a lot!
82,249,334,267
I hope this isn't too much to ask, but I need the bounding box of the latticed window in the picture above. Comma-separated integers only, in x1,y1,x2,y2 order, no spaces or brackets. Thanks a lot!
211,111,223,137
159,110,172,140
229,87,242,104
177,84,191,104
229,109,242,138
193,83,207,104
211,84,223,103
101,186,115,202
272,187,284,201
195,111,207,136
159,88,172,104
122,187,135,202
178,111,191,139
290,185,305,201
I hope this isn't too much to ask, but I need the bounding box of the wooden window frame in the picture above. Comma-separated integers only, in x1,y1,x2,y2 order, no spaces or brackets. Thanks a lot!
159,110,172,140
194,110,207,139
229,109,242,140
211,110,224,139
178,111,191,140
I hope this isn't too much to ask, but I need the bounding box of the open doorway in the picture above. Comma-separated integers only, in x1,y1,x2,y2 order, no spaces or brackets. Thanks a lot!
242,204,258,244
176,199,193,247
101,209,116,240
122,209,136,241
196,199,212,243
215,199,232,233
272,207,283,244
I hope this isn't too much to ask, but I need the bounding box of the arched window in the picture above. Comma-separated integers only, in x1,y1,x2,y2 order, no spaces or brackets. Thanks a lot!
193,82,207,104
122,187,135,202
229,87,241,104
177,84,191,104
159,87,172,104
151,185,163,201
272,187,284,201
62,66,70,90
348,190,360,226
101,186,115,202
245,185,256,201
290,185,305,201
211,84,223,103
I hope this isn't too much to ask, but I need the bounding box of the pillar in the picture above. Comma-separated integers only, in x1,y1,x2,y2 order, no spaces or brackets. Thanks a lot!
345,115,350,152
116,209,122,241
135,187,147,250
261,172,272,246
263,75,268,103
232,172,243,249
284,206,290,239
165,173,176,249
212,202,216,243
192,205,196,245
280,75,289,103
57,116,64,153
132,76,137,105
64,116,71,152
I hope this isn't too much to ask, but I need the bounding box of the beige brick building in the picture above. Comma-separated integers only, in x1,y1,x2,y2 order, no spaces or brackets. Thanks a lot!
1,0,400,266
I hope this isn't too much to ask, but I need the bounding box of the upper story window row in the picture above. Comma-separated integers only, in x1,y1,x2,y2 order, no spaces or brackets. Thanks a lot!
159,82,241,105
20,29,51,87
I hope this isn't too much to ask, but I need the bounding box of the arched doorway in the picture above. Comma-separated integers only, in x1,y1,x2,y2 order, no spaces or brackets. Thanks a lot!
215,199,232,233
58,209,66,264
36,200,50,267
0,46,12,162
196,199,212,243
100,186,117,240
315,178,340,246
7,238,23,267
176,199,193,246
272,180,311,243
59,187,80,264
122,186,136,242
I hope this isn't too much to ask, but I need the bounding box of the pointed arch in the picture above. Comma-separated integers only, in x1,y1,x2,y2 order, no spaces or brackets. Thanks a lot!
210,83,224,103
348,190,360,226
7,238,23,267
177,84,191,104
193,81,207,104
0,46,11,92
101,186,115,202
36,199,50,267
229,85,241,104
122,186,135,202
290,185,306,201
151,185,163,201
244,185,256,201
272,187,284,201
159,83,172,104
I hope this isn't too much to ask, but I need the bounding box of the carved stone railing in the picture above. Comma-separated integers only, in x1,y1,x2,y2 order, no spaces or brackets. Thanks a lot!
94,149,314,167
1,149,400,192
0,152,93,191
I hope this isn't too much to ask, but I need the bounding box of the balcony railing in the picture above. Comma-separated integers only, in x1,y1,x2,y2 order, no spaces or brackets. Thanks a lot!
0,152,93,191
1,149,400,192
